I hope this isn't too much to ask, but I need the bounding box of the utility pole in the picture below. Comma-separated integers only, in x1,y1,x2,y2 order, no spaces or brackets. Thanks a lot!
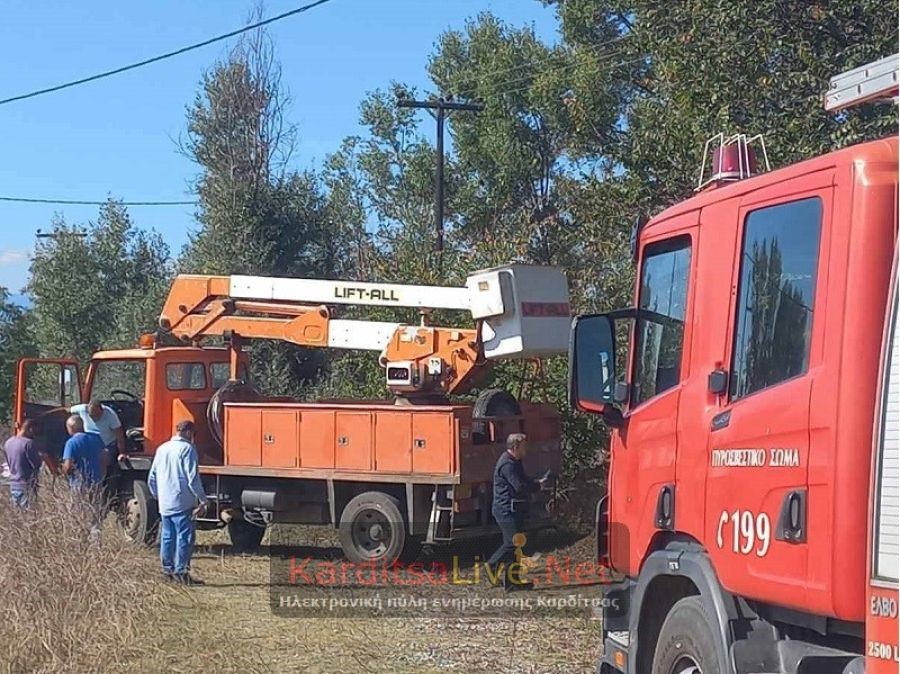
397,96,483,269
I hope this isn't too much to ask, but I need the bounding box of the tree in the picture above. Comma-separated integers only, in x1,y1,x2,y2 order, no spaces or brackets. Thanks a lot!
0,290,35,424
552,0,898,209
181,27,366,396
27,201,171,363
320,15,634,481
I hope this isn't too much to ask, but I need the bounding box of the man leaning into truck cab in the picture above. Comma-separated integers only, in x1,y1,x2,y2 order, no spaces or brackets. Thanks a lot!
70,400,127,464
486,433,548,591
148,420,208,585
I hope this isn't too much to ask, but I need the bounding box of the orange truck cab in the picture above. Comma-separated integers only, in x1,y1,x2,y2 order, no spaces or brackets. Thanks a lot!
569,86,898,674
15,346,240,463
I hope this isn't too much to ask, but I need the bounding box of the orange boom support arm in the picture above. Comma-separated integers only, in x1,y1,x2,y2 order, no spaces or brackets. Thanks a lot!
157,274,482,397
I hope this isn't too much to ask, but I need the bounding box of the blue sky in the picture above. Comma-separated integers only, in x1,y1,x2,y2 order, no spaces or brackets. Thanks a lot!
0,0,559,295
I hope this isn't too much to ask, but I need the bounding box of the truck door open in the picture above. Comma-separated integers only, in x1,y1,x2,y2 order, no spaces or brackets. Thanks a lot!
15,358,83,460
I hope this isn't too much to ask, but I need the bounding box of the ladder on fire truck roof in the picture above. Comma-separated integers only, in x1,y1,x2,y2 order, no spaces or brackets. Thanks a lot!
825,53,899,111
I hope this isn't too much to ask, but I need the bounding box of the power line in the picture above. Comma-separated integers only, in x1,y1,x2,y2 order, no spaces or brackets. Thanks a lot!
0,196,195,206
451,36,630,97
482,55,644,102
0,0,336,107
423,53,642,109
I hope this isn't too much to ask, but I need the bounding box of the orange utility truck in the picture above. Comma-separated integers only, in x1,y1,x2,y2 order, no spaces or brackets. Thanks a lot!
569,55,899,673
16,264,569,563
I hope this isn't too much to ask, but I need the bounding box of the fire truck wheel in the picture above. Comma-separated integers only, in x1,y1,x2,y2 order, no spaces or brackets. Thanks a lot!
339,491,407,564
120,479,159,547
228,518,266,552
652,596,719,674
472,389,521,441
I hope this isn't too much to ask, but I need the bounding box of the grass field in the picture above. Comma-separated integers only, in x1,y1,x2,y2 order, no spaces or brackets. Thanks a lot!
138,526,603,674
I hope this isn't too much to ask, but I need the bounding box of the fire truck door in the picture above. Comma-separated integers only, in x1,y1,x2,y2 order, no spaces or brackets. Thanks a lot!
706,190,829,608
612,222,697,573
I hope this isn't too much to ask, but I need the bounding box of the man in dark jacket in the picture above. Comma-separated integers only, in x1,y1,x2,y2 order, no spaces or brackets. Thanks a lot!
487,432,548,590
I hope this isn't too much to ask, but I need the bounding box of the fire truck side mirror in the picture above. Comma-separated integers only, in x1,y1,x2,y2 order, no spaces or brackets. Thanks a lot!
569,314,619,415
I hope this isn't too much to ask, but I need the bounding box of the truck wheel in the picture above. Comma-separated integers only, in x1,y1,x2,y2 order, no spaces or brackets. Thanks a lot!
472,388,521,441
121,479,159,546
652,596,719,674
228,518,266,552
339,491,406,564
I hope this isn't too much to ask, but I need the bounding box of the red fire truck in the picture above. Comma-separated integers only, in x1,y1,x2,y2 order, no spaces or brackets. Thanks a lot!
569,55,898,673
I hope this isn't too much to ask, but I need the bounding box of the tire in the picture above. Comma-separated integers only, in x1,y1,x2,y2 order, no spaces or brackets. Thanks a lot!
652,596,720,674
472,389,521,441
120,479,159,546
339,491,407,564
228,518,266,552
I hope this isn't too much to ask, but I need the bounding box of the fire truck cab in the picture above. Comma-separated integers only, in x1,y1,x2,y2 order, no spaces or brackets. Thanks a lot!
569,57,898,674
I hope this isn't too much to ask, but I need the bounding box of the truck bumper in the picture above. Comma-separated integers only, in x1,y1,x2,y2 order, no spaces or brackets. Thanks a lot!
598,632,629,674
597,579,635,674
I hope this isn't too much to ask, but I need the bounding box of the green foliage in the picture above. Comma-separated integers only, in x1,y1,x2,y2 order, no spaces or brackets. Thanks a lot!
182,32,366,396
0,289,36,423
553,0,898,208
12,3,897,487
27,201,171,363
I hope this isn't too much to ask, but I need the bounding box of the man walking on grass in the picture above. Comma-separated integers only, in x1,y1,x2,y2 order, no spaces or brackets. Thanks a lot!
148,420,208,585
486,433,549,591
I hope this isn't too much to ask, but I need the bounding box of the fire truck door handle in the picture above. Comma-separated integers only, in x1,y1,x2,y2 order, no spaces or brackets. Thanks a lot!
654,484,675,530
776,489,807,543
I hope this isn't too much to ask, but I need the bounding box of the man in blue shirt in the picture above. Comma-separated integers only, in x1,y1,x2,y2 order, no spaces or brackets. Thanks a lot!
62,415,107,537
61,415,106,490
148,420,208,585
71,399,129,516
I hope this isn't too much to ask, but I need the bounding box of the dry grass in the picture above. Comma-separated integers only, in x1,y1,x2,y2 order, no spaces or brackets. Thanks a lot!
0,475,601,674
135,526,602,674
0,480,164,674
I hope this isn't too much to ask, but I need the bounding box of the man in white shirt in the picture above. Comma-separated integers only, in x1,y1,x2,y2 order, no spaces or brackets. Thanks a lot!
70,400,127,462
147,420,208,585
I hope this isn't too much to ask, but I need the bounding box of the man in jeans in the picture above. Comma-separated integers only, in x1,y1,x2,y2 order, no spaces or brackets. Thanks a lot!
486,433,549,590
148,420,208,585
4,419,48,508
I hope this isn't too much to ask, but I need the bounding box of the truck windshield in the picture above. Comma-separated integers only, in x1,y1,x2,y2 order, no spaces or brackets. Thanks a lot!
210,362,251,388
633,237,692,405
91,360,146,400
